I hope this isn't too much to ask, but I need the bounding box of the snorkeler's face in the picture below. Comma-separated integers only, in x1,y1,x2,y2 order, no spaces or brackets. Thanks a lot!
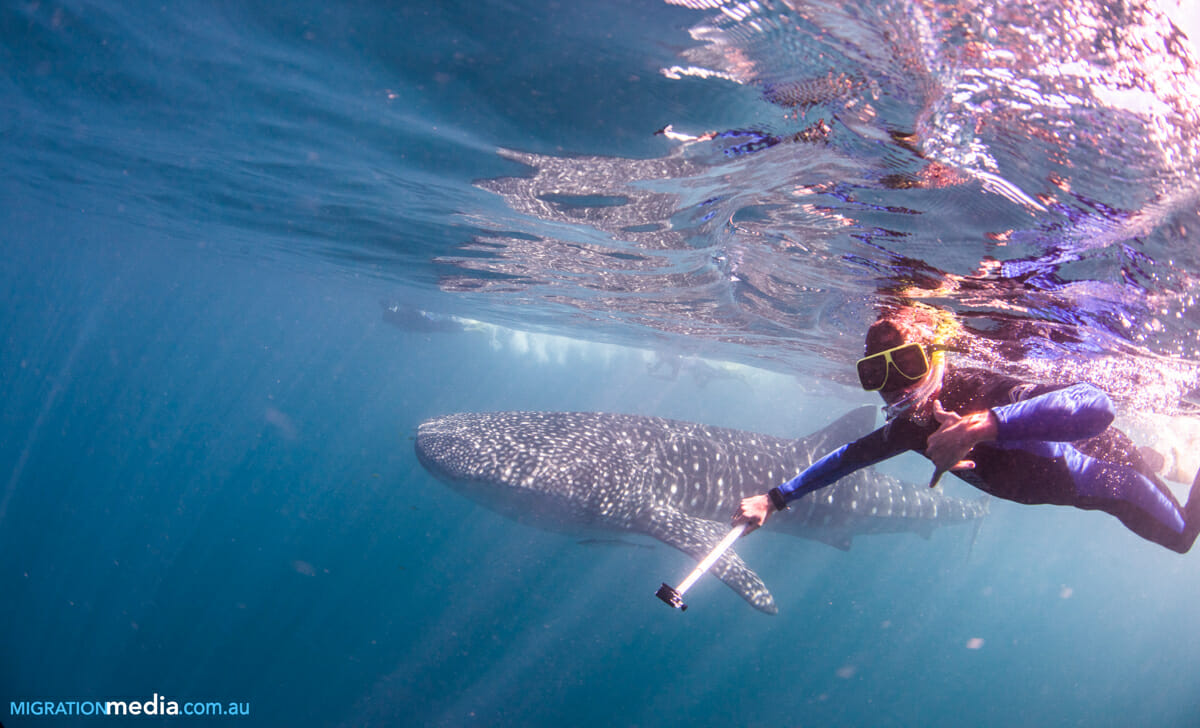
881,363,944,422
879,379,919,405
861,318,949,418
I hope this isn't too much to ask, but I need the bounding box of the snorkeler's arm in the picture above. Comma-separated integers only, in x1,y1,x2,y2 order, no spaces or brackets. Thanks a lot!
990,383,1115,442
771,445,863,505
771,425,913,506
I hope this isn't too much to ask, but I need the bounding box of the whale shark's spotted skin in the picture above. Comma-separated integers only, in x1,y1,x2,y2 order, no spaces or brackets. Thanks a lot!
415,407,987,614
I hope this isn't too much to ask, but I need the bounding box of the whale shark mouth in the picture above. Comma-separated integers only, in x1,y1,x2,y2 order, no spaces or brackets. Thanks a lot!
414,417,467,480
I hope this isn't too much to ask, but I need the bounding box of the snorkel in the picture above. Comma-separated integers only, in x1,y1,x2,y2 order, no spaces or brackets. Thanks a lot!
883,349,946,421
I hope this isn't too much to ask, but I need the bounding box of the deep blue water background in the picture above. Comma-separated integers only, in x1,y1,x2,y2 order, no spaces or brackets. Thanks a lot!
4,1,1200,726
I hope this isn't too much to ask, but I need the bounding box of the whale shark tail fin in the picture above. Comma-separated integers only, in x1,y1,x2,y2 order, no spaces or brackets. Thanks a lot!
965,496,990,561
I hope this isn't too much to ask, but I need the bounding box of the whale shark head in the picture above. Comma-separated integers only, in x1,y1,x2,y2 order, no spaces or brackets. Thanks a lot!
415,411,619,526
414,412,499,485
417,412,593,488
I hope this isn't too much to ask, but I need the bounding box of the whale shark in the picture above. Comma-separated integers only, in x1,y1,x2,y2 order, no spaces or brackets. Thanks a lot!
415,406,988,614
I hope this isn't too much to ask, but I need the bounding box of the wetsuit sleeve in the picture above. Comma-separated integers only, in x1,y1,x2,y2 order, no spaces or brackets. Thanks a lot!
775,424,915,504
991,383,1115,442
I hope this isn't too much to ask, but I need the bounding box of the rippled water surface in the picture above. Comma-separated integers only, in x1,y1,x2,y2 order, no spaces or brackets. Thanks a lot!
3,1,1200,726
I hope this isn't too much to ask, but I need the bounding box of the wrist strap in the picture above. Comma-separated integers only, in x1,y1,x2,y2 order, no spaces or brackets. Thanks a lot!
768,487,788,512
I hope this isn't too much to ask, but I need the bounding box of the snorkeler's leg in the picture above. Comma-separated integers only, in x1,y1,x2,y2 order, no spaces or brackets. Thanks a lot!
1071,453,1194,553
1183,468,1200,545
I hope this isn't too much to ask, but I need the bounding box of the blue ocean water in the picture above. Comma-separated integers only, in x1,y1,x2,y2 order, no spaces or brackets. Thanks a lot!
3,1,1200,726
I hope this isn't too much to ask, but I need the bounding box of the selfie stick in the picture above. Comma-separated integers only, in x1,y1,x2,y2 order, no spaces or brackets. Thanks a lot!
655,522,748,611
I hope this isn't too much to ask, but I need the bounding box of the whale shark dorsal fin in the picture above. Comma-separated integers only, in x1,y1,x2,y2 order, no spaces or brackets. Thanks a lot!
822,404,879,440
796,404,879,459
642,505,778,615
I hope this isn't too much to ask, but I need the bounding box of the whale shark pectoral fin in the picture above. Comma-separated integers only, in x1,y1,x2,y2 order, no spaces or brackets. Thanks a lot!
642,506,777,615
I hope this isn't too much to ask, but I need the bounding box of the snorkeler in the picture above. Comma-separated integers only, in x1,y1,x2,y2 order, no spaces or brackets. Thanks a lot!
733,305,1200,554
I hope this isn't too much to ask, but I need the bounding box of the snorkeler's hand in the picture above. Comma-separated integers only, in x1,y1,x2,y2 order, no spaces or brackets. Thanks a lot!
926,401,998,488
732,494,772,534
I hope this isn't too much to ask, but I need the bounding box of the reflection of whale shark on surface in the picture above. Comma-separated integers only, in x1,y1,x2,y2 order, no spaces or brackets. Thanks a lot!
380,301,467,334
646,352,747,389
415,406,988,614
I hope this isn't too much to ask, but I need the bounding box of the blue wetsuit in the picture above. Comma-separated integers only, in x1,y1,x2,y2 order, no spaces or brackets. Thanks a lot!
772,367,1199,553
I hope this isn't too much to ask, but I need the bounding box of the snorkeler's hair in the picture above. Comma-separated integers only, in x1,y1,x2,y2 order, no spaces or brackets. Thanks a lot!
864,305,942,356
